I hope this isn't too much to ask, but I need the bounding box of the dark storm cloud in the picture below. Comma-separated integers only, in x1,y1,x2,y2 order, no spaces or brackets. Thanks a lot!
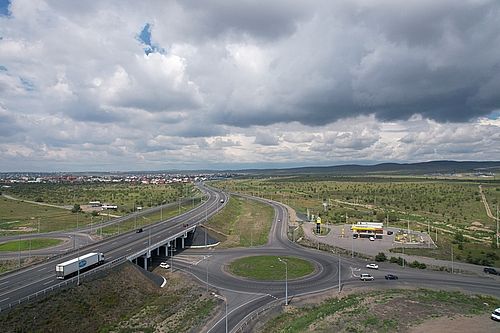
210,0,500,127
179,0,312,40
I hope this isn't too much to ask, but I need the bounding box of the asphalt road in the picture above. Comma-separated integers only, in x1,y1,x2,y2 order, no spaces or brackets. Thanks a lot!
0,184,228,311
173,194,500,333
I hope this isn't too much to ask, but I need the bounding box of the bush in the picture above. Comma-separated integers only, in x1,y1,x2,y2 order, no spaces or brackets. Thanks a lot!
375,252,387,262
71,204,81,213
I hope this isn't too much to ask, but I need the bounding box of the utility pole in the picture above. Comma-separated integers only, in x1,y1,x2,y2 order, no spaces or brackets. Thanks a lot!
451,245,454,274
427,221,430,248
278,258,288,306
496,205,499,249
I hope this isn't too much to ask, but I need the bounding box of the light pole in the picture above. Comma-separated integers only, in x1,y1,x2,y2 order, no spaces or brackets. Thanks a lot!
212,293,228,333
496,205,499,249
278,257,288,306
451,245,454,274
206,255,209,292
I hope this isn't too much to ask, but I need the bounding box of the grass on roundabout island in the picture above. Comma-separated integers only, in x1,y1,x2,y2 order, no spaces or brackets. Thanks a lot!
228,255,315,280
0,238,63,252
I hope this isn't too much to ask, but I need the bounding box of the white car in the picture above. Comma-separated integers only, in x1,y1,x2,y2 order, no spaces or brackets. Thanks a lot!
366,263,379,269
159,262,170,269
369,236,375,241
492,307,500,321
360,273,374,281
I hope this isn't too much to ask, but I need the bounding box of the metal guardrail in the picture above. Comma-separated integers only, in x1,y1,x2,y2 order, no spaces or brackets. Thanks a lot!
232,297,281,333
0,257,127,313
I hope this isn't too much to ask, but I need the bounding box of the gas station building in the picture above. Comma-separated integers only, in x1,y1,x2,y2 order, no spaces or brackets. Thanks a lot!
351,222,384,239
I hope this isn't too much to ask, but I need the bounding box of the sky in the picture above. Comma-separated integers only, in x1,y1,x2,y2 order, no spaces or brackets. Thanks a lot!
0,0,499,172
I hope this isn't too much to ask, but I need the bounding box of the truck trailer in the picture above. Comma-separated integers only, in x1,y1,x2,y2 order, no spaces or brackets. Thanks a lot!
55,252,105,279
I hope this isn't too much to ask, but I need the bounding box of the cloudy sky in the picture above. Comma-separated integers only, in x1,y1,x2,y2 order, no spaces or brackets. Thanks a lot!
1,0,499,172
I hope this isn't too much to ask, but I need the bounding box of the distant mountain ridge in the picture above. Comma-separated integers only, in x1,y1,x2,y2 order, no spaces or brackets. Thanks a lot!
238,161,500,176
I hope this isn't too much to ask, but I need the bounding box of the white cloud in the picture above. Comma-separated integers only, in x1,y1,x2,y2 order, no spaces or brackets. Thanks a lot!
0,0,499,171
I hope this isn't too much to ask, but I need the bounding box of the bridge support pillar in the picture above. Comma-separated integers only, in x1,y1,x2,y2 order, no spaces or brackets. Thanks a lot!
156,247,160,255
143,256,148,270
181,237,185,249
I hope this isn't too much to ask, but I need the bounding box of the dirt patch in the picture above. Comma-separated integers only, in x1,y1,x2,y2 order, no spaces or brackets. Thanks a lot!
408,313,498,333
257,288,498,333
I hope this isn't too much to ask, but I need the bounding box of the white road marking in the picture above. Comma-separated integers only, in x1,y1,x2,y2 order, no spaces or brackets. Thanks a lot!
0,281,9,286
43,280,53,286
37,267,48,272
0,297,10,303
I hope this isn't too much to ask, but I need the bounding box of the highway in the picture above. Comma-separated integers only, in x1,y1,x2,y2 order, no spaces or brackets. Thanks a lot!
1,186,499,332
173,195,500,333
0,184,228,311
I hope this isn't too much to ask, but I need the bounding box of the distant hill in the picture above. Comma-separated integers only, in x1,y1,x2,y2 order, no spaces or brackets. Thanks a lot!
236,161,500,176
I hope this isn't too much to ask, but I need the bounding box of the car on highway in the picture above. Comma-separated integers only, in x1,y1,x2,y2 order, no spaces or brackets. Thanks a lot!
492,307,500,321
484,267,499,275
366,263,379,269
360,273,374,281
385,274,398,280
159,262,170,269
136,228,143,233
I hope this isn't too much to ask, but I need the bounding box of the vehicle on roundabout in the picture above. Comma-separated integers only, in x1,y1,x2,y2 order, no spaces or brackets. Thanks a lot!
491,307,500,321
159,262,170,269
369,236,375,241
360,273,374,281
484,267,499,275
385,274,398,280
366,263,379,269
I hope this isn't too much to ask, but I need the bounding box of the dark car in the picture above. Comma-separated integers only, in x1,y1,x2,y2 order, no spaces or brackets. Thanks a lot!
387,231,394,235
484,267,499,275
385,274,398,280
352,234,358,239
136,228,143,233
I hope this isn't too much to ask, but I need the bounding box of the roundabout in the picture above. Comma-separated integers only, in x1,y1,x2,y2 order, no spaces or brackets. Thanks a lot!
227,255,315,281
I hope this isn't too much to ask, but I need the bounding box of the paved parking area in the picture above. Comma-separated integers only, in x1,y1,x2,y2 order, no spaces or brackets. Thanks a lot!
303,223,434,257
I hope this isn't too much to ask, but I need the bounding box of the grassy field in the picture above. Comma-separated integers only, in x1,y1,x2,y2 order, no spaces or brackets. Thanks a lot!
0,262,218,333
206,196,274,247
0,196,97,236
228,255,315,280
214,177,500,266
2,182,196,214
0,184,201,236
0,238,63,252
259,289,498,333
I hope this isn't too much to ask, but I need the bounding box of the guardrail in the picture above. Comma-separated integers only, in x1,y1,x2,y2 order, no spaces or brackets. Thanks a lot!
0,257,127,313
233,297,281,333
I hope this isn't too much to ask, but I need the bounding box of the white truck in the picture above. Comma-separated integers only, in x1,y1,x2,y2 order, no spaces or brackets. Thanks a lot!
55,252,105,279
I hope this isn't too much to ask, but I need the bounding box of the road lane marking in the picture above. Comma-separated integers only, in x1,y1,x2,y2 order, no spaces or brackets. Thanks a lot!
43,280,53,286
0,281,9,286
37,267,48,272
0,297,10,302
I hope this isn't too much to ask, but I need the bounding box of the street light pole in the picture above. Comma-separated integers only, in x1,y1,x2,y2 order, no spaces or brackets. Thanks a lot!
212,293,228,333
278,258,288,306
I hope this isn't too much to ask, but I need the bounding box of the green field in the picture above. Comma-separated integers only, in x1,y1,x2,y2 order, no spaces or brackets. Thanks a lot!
213,177,500,266
0,197,97,236
2,182,196,214
0,238,63,252
0,183,200,236
228,255,314,280
260,289,498,333
206,196,274,247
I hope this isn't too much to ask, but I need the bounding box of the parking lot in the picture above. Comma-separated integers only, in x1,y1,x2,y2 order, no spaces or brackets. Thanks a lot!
304,223,435,257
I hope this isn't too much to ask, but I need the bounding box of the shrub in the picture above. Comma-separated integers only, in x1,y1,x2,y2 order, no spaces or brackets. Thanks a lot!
375,252,387,262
